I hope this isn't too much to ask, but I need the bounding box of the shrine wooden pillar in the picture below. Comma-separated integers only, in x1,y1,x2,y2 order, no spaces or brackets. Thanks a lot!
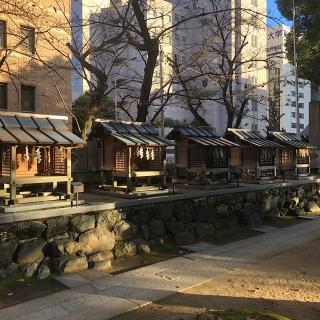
10,145,17,203
66,148,72,195
126,146,132,193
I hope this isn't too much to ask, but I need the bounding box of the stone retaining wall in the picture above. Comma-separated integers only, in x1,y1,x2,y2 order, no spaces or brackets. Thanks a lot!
1,182,320,280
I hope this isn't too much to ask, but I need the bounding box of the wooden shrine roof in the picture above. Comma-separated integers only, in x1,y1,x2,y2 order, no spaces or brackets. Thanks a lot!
93,120,175,146
269,131,317,149
167,127,239,147
228,128,283,148
0,113,85,145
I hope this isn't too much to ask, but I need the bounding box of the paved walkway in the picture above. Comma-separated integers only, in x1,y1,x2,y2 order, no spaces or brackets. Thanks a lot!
2,218,320,320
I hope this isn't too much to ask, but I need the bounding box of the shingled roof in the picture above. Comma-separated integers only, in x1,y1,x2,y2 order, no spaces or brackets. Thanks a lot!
166,127,239,147
0,113,84,145
269,131,317,149
228,128,283,148
93,120,175,146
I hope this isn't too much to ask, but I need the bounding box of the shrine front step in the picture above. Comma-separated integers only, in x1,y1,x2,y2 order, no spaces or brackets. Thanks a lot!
0,199,85,214
95,187,172,199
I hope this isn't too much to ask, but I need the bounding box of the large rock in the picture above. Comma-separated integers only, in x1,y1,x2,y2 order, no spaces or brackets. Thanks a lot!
114,221,137,240
25,262,40,278
0,240,18,268
48,239,67,257
65,241,81,255
79,228,115,254
114,241,137,257
194,223,215,238
71,215,95,233
155,203,174,222
140,224,150,240
88,251,113,262
54,256,88,273
96,209,123,231
90,260,112,271
149,219,166,238
133,239,150,254
16,239,47,264
174,202,193,223
46,217,69,239
215,204,229,216
297,187,305,198
0,224,17,242
37,258,51,280
16,221,46,240
195,207,211,222
165,221,184,235
306,201,320,213
174,232,195,245
134,210,150,224
213,218,229,230
246,192,257,202
260,194,280,212
240,209,262,228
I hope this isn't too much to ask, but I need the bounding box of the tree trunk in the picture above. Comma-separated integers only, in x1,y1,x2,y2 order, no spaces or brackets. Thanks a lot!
136,41,159,122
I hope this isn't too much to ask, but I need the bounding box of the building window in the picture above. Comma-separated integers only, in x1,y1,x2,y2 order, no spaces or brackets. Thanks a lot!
298,82,304,88
291,122,304,129
251,123,258,130
251,100,258,112
291,91,296,96
0,83,7,110
299,113,304,119
0,21,7,49
291,112,296,118
21,85,35,112
298,92,304,98
251,34,258,48
21,26,35,54
299,103,304,109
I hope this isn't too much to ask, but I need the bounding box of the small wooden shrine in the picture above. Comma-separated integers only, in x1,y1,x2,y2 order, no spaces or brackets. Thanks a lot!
227,128,283,181
268,131,316,177
0,112,85,205
91,120,175,194
166,127,240,183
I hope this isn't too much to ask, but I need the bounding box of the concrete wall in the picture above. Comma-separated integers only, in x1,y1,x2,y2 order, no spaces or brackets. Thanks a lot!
0,181,319,278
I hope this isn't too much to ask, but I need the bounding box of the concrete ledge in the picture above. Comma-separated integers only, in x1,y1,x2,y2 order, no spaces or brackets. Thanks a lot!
0,178,319,225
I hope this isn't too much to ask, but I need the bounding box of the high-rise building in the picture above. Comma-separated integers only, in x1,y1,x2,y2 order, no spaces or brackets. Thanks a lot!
71,0,268,135
267,24,311,134
0,0,72,116
71,0,109,101
165,0,268,134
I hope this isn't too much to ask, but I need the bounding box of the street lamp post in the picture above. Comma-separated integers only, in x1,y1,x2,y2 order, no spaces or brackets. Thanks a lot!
293,0,301,139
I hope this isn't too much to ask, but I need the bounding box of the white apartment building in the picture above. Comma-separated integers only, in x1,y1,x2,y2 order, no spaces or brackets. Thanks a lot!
267,24,311,134
71,0,108,101
167,0,268,135
71,0,268,136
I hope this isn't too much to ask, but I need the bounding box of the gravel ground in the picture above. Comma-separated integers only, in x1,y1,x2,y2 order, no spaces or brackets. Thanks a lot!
111,238,320,320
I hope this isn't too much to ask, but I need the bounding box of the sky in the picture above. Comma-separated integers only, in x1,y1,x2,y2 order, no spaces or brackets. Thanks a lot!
267,0,291,27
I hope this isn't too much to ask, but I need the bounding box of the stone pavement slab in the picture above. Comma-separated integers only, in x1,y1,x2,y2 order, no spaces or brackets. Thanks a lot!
1,219,320,320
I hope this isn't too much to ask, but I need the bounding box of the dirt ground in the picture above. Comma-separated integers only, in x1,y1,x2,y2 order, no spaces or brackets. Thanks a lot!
111,238,320,320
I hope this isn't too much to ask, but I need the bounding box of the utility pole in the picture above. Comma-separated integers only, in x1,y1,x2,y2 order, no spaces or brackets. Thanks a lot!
293,0,301,139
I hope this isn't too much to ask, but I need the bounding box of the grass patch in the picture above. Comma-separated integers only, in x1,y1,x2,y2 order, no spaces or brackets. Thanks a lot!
197,309,290,320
